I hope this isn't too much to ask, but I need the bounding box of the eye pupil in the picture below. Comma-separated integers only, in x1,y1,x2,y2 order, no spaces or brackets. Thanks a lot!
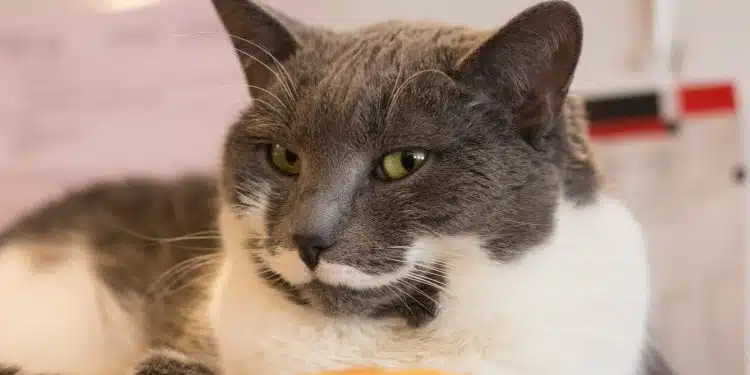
285,150,298,164
401,152,416,171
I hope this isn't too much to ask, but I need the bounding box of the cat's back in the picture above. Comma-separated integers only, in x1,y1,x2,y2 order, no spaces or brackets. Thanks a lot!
1,175,219,248
0,175,219,374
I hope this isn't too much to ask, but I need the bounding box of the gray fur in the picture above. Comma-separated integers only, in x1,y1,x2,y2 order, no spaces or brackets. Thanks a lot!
134,351,215,375
217,0,593,319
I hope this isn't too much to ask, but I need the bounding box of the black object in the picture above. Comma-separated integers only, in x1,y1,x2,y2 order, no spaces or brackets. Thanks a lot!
585,92,661,123
644,348,679,375
734,164,746,185
664,120,680,135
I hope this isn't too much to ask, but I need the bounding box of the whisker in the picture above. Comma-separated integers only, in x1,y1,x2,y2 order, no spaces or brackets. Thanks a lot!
413,266,451,280
113,227,222,244
157,235,222,243
174,31,296,105
232,45,296,105
222,33,298,100
250,97,287,118
162,270,218,297
222,44,294,106
395,283,433,314
369,249,458,275
384,283,418,322
216,83,289,111
373,247,456,267
383,68,403,128
416,259,455,269
386,69,455,121
169,246,222,252
232,47,294,104
401,273,451,296
157,265,221,300
149,253,222,297
395,279,442,309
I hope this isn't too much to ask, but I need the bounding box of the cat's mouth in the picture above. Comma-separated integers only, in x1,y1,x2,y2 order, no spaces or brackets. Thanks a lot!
257,247,417,290
313,260,415,289
300,264,446,324
253,250,445,321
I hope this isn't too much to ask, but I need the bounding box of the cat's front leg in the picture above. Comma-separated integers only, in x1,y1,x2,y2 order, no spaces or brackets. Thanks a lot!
132,350,216,375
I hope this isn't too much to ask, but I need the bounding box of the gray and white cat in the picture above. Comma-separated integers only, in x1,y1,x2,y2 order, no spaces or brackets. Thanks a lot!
0,1,673,375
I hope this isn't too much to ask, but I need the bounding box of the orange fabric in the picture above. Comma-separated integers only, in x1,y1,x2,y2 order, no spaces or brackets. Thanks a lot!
313,369,454,375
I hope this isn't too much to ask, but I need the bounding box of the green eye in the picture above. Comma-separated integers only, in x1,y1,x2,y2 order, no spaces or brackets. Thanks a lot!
378,150,427,181
268,144,301,175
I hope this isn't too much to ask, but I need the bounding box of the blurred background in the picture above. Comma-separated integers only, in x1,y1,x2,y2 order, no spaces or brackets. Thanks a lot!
0,1,746,375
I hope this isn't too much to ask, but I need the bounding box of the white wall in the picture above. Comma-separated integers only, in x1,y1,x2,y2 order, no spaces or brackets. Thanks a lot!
677,0,749,82
264,0,750,93
266,0,648,93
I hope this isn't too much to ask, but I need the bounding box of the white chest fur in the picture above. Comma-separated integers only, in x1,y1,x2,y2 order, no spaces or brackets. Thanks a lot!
210,195,650,375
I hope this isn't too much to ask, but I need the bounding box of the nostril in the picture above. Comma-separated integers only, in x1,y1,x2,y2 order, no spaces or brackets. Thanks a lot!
293,234,334,270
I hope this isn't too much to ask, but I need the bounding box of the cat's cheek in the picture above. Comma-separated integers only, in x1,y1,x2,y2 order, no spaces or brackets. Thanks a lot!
261,250,313,285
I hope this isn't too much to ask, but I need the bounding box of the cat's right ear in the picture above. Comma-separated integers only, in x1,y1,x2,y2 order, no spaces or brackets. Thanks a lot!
455,1,583,146
211,0,302,96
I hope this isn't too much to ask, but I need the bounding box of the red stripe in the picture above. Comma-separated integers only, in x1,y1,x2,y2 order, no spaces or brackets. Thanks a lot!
678,82,736,114
589,117,667,140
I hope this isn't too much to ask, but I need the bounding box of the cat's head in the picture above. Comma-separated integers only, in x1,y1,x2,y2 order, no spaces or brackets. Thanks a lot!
212,0,594,325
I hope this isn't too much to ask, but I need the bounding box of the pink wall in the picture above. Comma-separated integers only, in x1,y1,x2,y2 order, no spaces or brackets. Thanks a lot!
0,0,248,227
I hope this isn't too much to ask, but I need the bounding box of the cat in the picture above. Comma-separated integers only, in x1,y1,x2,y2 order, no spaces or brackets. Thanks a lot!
0,1,675,374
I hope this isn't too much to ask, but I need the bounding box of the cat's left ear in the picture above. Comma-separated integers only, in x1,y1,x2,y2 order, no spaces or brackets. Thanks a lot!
456,1,583,144
211,0,306,97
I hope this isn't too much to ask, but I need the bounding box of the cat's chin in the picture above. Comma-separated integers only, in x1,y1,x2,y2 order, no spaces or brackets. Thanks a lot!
297,269,443,324
255,251,436,317
300,281,399,317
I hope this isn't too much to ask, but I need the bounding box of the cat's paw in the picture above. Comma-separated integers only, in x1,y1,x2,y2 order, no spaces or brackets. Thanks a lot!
132,349,215,375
